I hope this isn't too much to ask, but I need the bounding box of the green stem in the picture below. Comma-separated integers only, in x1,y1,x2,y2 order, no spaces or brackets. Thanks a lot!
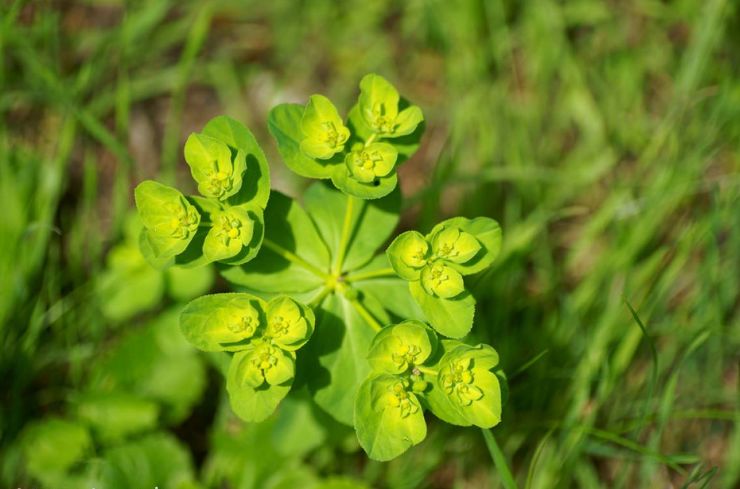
333,196,357,274
481,429,518,489
415,365,438,376
348,298,383,332
309,287,331,308
345,267,397,282
263,238,329,279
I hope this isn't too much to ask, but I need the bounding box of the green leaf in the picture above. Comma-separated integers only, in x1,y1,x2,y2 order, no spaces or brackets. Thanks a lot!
74,392,159,443
305,293,377,425
184,133,244,200
96,432,199,489
269,103,339,179
350,255,425,321
331,165,399,200
165,264,214,301
266,295,316,351
180,293,267,352
303,182,400,272
426,341,502,428
386,231,429,281
227,347,293,422
221,192,329,294
426,217,502,275
202,115,271,208
367,320,436,375
22,419,91,478
98,242,165,321
300,94,350,159
409,280,475,338
354,374,427,461
135,180,200,266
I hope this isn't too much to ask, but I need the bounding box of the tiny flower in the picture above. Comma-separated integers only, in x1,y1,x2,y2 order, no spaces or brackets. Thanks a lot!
367,321,435,375
432,226,481,264
300,94,350,160
265,296,313,351
358,74,423,139
344,142,397,183
184,133,245,201
203,207,255,262
420,262,465,298
386,231,430,281
237,342,295,388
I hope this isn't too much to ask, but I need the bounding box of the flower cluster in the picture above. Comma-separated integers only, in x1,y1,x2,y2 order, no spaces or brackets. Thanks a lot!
135,116,270,269
180,293,314,422
269,74,424,199
355,320,502,461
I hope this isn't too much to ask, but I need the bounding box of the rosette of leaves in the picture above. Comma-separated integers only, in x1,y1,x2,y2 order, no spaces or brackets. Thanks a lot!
180,293,314,422
135,116,270,269
386,217,502,338
354,321,503,460
268,73,424,199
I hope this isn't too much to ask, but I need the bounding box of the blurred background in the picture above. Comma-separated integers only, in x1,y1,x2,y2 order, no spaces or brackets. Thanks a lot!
1,0,738,487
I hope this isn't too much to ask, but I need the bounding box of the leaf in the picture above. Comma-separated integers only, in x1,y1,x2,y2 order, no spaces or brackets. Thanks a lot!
300,94,350,159
409,280,475,338
165,264,215,301
95,432,199,489
354,374,427,461
350,255,425,321
97,243,165,322
73,392,160,443
331,166,399,200
303,182,400,272
426,217,502,275
202,115,271,208
268,103,340,179
386,231,429,281
220,192,329,294
22,419,92,478
304,293,377,425
227,349,292,422
180,293,267,352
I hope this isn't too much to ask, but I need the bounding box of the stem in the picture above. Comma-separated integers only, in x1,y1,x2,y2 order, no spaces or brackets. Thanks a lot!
349,298,383,332
364,133,377,146
263,238,329,279
416,365,438,376
481,429,518,489
333,196,357,274
309,287,331,308
346,267,397,282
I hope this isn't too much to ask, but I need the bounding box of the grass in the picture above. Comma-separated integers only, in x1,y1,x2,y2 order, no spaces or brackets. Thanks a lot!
1,0,738,487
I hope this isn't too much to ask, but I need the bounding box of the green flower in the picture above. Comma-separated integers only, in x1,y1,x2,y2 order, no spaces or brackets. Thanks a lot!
386,231,430,281
358,74,423,138
431,226,481,264
234,342,295,388
382,380,421,418
203,207,255,262
300,94,350,159
184,133,245,200
180,293,265,352
420,262,464,298
434,343,502,428
367,320,435,375
344,142,397,183
135,180,200,261
265,296,314,351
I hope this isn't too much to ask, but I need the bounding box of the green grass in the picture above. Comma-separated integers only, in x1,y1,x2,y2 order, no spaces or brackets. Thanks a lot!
1,0,738,487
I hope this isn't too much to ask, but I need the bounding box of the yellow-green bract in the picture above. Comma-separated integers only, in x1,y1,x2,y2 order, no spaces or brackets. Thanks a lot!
386,217,502,338
268,73,424,200
180,293,314,422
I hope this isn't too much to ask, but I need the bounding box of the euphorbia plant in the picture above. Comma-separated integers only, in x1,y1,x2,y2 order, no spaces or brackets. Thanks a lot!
135,73,505,460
